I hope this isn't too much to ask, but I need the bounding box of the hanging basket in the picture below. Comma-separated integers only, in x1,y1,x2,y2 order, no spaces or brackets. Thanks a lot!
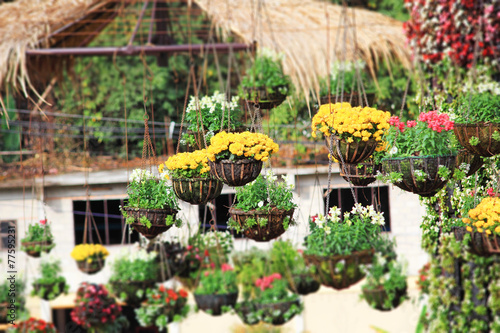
288,274,320,296
255,299,301,326
325,136,378,164
209,159,262,187
229,207,294,242
194,292,238,316
362,285,407,311
454,122,500,157
303,249,374,290
172,177,223,205
123,207,178,240
21,240,54,258
235,301,260,326
340,163,381,187
110,279,156,308
452,226,500,256
319,92,376,107
76,258,105,275
456,149,484,177
381,155,456,197
244,86,288,110
0,302,8,323
33,281,66,301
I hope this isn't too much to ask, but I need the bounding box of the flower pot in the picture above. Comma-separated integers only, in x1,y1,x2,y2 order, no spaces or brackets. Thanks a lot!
244,86,288,110
362,285,407,311
235,301,260,325
340,163,380,187
209,159,263,187
21,240,53,258
229,207,294,242
110,279,156,308
325,136,378,164
456,149,484,177
303,249,374,290
194,292,238,316
171,177,223,205
288,274,320,296
454,122,500,157
381,155,456,197
255,299,301,325
0,303,8,323
452,226,500,256
123,207,178,239
76,258,105,275
320,92,376,107
33,281,66,301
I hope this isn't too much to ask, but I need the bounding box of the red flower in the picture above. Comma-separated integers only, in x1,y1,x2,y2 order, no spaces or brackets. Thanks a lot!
39,219,47,225
179,289,188,298
159,285,166,293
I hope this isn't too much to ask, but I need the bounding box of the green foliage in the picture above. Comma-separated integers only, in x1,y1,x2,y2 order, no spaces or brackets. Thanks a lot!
233,248,269,300
319,61,377,96
233,173,297,212
447,92,500,124
194,265,238,295
31,257,68,300
270,240,311,277
20,221,55,253
304,205,384,256
240,49,291,95
110,249,158,282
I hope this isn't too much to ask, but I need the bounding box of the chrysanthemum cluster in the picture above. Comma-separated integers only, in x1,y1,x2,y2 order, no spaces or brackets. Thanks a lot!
207,131,279,162
463,196,500,235
159,149,211,179
70,244,109,263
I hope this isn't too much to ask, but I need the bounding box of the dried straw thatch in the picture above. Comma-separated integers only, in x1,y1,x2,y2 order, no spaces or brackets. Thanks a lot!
193,0,412,101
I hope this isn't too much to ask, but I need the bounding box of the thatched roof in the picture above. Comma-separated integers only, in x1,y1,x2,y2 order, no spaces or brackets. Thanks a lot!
194,0,412,101
0,0,411,103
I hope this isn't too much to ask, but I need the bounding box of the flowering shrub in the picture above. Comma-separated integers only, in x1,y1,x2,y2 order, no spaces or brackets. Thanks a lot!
20,219,55,254
311,102,390,144
305,204,384,256
417,262,431,295
385,111,455,157
159,149,212,179
207,131,279,162
7,318,56,333
135,285,189,332
70,243,109,263
71,283,128,332
463,196,500,235
194,264,238,295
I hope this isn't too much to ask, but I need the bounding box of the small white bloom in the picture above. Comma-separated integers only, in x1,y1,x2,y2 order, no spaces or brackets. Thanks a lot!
258,201,264,208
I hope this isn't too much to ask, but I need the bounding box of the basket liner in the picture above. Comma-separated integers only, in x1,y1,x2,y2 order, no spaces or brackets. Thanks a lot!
229,207,294,242
453,226,500,256
288,274,320,295
381,155,456,197
21,240,53,258
454,122,500,157
326,136,378,164
303,249,374,290
123,207,178,239
209,159,262,187
340,163,380,187
172,177,223,205
361,285,407,311
76,258,105,275
456,149,484,177
194,292,238,316
255,299,301,325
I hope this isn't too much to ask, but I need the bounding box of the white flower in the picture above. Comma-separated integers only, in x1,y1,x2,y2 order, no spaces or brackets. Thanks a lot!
129,168,155,183
388,146,398,156
258,201,264,208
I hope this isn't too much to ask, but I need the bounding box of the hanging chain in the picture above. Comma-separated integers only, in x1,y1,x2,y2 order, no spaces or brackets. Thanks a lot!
141,110,157,172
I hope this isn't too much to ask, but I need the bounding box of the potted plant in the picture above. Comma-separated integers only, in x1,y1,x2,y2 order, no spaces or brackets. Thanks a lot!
228,173,297,242
448,92,500,157
31,256,68,301
239,48,292,110
181,91,243,150
121,168,182,239
360,237,408,311
109,248,158,308
311,102,390,164
20,219,55,258
7,317,57,333
135,285,189,332
455,148,484,177
380,111,457,197
303,205,384,289
206,131,279,186
459,196,500,256
193,263,238,316
71,283,128,333
270,240,319,296
159,149,223,205
0,271,26,323
70,243,109,274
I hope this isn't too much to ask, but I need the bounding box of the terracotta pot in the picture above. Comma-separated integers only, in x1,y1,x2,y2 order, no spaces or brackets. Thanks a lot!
122,207,178,239
229,207,294,242
209,159,262,187
454,122,500,157
194,292,238,316
172,177,223,205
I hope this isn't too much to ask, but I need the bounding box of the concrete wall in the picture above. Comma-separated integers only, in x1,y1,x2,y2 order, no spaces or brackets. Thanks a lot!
0,166,428,332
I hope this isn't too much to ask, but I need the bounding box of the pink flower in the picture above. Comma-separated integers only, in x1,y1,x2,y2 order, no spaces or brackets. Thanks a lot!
204,271,210,277
39,219,47,225
487,188,496,197
221,263,233,272
406,120,417,128
389,116,400,126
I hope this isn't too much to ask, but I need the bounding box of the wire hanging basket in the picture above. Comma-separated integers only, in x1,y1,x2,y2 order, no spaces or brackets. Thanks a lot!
454,122,500,157
455,149,484,176
172,177,223,205
229,207,294,242
194,292,239,316
326,136,378,164
340,162,381,187
244,86,288,110
209,159,262,187
76,257,105,275
452,226,500,256
123,207,178,240
361,285,407,311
